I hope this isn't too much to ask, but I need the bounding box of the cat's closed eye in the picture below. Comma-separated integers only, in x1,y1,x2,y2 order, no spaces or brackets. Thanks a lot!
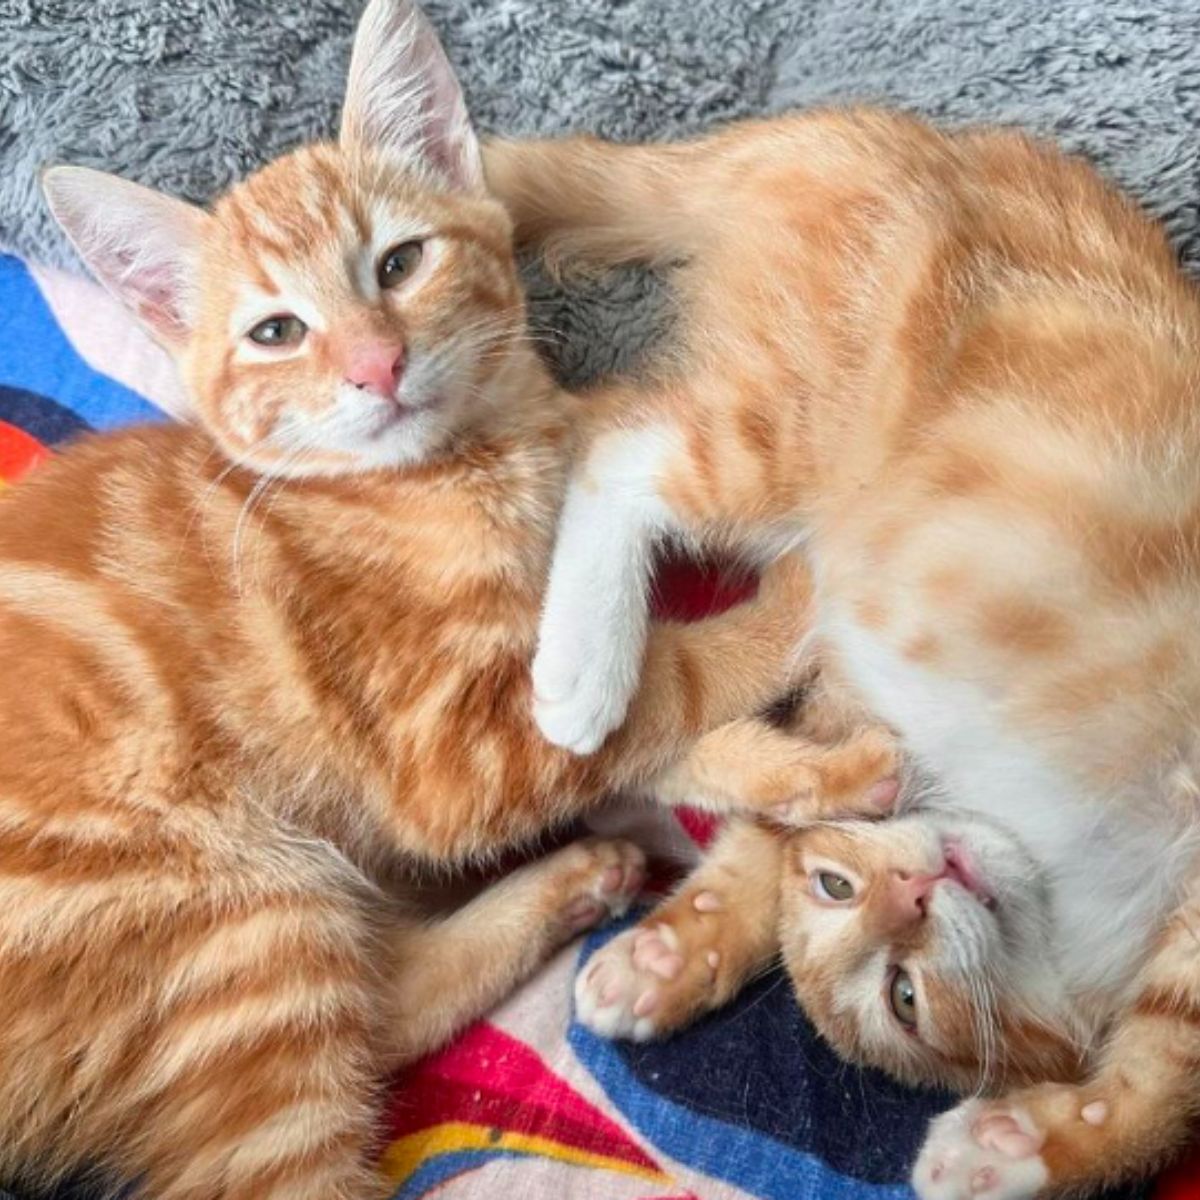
378,240,424,289
248,315,307,348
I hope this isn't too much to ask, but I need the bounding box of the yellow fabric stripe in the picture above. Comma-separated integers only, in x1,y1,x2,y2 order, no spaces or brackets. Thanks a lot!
380,1122,668,1185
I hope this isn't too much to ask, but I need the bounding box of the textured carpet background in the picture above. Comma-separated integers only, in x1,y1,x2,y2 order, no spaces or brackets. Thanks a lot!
1,0,1198,383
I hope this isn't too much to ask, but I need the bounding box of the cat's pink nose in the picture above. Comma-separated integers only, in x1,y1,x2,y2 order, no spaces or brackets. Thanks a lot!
345,344,405,398
886,871,941,925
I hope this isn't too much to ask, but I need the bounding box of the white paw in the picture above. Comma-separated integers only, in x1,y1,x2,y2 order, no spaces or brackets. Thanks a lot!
532,619,643,755
575,925,674,1041
533,450,662,756
575,914,722,1043
913,1100,1049,1200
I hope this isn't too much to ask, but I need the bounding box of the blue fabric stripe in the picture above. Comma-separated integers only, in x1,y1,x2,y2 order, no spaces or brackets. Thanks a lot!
0,255,163,431
0,384,92,445
569,935,916,1200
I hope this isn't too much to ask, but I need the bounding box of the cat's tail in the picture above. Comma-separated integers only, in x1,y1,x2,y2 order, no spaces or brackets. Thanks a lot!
483,135,713,271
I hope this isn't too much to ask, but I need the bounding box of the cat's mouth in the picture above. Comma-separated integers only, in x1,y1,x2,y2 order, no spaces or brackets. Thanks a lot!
940,838,997,910
365,393,442,439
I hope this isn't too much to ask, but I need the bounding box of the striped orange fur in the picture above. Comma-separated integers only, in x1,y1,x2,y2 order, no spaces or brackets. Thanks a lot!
489,111,1200,1196
0,3,906,1196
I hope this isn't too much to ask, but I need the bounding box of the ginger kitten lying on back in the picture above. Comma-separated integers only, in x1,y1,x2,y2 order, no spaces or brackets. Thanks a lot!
485,108,1200,1196
0,2,902,1197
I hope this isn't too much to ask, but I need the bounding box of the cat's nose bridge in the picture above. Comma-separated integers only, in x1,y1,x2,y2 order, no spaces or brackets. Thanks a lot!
873,868,942,936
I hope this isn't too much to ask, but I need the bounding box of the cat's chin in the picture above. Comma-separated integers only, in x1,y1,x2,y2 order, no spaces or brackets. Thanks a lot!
238,403,460,480
362,393,443,442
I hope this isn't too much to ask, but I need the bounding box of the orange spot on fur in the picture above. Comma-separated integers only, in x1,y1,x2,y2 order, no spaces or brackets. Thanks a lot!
1132,987,1200,1028
903,633,941,665
979,597,1073,656
923,566,973,606
853,596,888,631
929,450,990,498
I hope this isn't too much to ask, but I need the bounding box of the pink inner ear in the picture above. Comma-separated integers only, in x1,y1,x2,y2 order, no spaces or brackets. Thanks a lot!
116,249,189,343
421,71,474,183
347,2,480,189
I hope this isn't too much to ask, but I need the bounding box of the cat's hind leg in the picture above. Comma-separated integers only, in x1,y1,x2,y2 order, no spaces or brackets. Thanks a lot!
9,821,400,1200
912,893,1200,1199
382,837,647,1065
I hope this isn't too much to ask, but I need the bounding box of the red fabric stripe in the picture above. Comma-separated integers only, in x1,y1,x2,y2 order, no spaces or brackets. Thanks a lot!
0,420,50,484
385,1023,660,1173
1155,1153,1200,1200
651,551,753,849
650,549,757,622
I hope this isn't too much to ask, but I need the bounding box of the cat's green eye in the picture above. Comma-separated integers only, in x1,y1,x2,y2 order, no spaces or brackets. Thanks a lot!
813,871,855,902
889,968,919,1029
378,241,424,289
248,315,307,348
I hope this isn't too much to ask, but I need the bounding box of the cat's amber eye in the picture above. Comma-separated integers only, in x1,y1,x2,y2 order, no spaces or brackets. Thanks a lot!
812,871,855,902
378,241,424,289
248,315,307,348
889,968,919,1030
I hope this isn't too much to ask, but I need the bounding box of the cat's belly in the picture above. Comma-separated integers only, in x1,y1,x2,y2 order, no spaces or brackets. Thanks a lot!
824,606,1077,824
823,605,1183,996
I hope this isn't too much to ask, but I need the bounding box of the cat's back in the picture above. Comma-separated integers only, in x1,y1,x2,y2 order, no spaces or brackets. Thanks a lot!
794,116,1200,800
0,422,212,570
0,423,239,793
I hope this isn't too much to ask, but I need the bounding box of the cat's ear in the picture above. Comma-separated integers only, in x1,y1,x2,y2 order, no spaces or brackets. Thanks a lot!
340,0,483,191
41,166,211,353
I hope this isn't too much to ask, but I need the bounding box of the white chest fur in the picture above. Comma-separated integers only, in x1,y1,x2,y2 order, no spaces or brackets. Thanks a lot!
824,607,1187,1004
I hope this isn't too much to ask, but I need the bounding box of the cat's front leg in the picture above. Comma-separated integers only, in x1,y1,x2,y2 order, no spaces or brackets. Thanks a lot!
654,716,900,825
576,819,782,1040
914,903,1200,1199
534,424,678,754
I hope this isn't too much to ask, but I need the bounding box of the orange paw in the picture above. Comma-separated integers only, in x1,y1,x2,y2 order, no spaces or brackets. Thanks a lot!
574,888,734,1041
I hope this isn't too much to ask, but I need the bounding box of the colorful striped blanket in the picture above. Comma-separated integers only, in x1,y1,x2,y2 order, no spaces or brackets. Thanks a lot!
1,251,1195,1200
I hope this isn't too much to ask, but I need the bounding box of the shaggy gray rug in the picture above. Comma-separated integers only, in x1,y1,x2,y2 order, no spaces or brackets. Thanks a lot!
1,0,1199,383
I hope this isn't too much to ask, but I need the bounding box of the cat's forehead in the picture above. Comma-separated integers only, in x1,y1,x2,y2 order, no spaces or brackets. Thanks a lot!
209,145,444,276
794,819,927,874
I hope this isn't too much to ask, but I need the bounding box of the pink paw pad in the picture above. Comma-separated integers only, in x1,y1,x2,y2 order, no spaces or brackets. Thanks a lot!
914,1099,1051,1200
973,1113,1040,1159
970,1166,997,1194
632,927,683,980
563,897,607,930
599,865,624,893
583,959,618,1006
632,988,659,1018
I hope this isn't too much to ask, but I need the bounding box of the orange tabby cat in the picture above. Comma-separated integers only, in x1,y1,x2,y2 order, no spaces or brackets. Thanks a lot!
486,111,1200,1197
1,3,896,1197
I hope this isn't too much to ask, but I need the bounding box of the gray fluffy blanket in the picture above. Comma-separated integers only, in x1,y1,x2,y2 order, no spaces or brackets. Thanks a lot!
1,0,1198,380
